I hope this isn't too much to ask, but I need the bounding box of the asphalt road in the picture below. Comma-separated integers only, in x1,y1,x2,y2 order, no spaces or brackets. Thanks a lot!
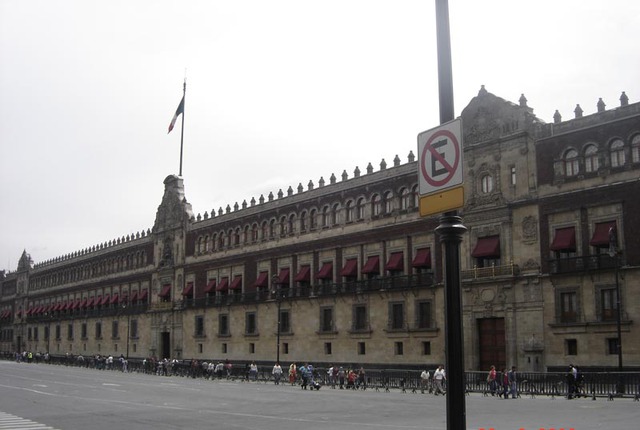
1,361,639,430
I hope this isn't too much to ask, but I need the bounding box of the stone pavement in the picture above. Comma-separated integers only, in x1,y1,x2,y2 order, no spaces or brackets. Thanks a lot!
1,360,639,430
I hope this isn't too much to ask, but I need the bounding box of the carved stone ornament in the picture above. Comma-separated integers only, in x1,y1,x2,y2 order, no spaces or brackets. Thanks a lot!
153,175,194,233
521,215,538,244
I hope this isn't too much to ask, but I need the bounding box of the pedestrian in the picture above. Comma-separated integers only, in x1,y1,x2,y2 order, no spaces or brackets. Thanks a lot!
433,365,446,395
420,369,431,393
357,367,366,390
288,363,297,385
508,366,518,399
487,365,497,395
272,362,283,385
299,363,309,389
249,361,258,381
338,366,345,389
501,368,509,398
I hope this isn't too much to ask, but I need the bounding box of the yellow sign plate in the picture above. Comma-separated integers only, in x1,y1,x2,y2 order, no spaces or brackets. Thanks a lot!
419,186,464,216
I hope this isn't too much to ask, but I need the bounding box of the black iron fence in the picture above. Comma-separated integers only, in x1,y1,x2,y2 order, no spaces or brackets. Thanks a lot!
3,352,638,398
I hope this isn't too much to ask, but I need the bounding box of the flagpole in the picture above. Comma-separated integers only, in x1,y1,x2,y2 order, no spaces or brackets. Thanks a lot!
179,79,186,177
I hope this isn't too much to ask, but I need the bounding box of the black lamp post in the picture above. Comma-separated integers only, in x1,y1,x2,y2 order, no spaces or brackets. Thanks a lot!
121,303,131,360
608,226,623,393
272,275,281,365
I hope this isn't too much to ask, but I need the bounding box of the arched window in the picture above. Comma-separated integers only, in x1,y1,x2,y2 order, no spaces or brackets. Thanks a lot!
356,198,365,220
218,232,225,249
280,216,287,236
310,209,317,229
383,191,393,214
251,223,259,242
243,226,249,243
632,134,640,163
372,194,382,216
269,219,276,238
610,139,625,168
197,236,204,254
261,221,268,240
481,174,494,193
411,185,419,208
331,203,340,225
321,206,329,227
300,211,307,232
564,149,579,176
400,188,410,210
345,200,354,222
584,144,599,173
212,233,218,251
288,214,295,234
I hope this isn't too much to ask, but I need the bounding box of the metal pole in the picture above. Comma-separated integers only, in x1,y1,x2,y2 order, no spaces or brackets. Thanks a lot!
127,313,131,360
272,275,281,364
615,260,623,393
435,1,467,429
179,79,186,177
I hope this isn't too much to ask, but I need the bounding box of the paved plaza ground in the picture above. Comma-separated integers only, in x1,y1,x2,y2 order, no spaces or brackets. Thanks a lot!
1,360,639,430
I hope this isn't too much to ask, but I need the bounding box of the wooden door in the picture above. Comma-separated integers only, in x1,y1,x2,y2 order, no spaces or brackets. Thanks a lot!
478,317,505,371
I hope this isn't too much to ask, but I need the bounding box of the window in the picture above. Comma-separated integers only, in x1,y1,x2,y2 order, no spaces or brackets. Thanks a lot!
560,291,578,323
610,139,625,167
566,339,577,355
471,236,501,268
67,323,74,340
510,166,516,185
288,214,295,234
279,309,291,334
599,288,618,322
195,315,204,337
331,204,339,225
198,343,203,354
300,212,307,232
400,188,411,210
607,338,619,355
584,144,599,173
222,343,227,354
372,194,382,216
44,326,49,340
320,307,334,333
27,327,32,340
358,342,366,355
353,305,368,331
345,201,354,222
411,185,419,208
321,206,329,227
33,327,39,341
81,323,87,340
383,191,393,214
249,343,255,354
219,314,229,336
389,302,405,330
324,342,332,355
422,341,432,355
564,149,579,176
283,342,289,354
632,135,640,163
245,312,257,335
550,227,577,258
356,198,365,220
416,300,432,329
251,224,259,242
309,209,317,229
280,216,287,235
481,174,494,193
111,321,119,339
130,319,138,338
394,341,404,355
269,220,276,238
95,322,102,339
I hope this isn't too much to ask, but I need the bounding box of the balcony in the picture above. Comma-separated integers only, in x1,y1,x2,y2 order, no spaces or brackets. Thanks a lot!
549,253,620,275
461,262,519,280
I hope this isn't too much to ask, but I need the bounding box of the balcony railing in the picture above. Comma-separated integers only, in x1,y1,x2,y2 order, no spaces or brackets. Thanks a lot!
549,253,620,274
461,262,519,280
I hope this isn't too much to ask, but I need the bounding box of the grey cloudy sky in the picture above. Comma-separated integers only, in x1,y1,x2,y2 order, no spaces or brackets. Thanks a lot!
1,0,639,271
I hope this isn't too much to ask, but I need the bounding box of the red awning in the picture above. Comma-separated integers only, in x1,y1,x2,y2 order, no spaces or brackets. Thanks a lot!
86,297,95,307
26,307,34,315
100,295,111,306
158,285,172,298
590,221,617,247
229,275,242,290
340,259,358,277
129,291,138,303
316,262,333,280
253,272,269,288
110,294,119,305
361,256,380,274
182,282,194,296
71,300,80,310
216,277,229,292
93,297,101,307
65,302,73,310
550,227,576,251
385,252,404,271
412,248,431,268
294,266,311,282
138,290,148,303
16,310,22,318
471,236,501,258
278,268,290,284
79,298,88,309
204,279,217,294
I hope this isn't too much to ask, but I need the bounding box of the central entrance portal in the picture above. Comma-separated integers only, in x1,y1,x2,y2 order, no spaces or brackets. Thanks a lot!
161,331,170,360
478,317,506,371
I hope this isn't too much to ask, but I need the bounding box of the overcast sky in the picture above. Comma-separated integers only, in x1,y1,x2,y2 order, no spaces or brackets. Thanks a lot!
1,0,639,271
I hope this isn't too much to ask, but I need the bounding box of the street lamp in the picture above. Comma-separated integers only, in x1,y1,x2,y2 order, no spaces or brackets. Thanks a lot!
121,303,131,360
608,226,623,393
272,275,281,365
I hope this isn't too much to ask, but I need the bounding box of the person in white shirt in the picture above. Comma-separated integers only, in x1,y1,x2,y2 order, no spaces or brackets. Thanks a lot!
420,370,431,393
433,366,446,395
272,362,283,385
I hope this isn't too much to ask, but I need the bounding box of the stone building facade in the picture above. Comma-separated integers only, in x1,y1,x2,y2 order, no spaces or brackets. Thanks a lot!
1,87,638,371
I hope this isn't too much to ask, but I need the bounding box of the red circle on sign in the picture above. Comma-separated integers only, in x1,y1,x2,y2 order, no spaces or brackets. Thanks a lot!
420,129,460,187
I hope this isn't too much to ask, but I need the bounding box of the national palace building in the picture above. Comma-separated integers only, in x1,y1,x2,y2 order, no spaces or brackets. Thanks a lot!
1,87,639,371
